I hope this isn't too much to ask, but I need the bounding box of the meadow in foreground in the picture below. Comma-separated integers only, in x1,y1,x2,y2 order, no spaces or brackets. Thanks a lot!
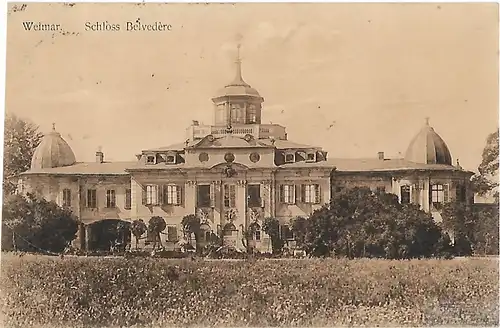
1,253,498,327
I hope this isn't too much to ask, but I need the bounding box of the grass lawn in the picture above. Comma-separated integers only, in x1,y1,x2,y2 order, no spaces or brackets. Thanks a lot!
1,253,498,327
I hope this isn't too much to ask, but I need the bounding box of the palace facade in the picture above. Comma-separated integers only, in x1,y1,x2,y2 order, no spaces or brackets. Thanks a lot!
17,52,474,252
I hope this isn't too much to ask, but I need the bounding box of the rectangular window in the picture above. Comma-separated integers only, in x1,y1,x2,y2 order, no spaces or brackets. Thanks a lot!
247,105,257,123
280,184,295,204
125,189,132,209
106,190,116,208
197,185,211,207
165,185,181,205
144,185,159,205
247,184,261,207
87,189,97,208
431,184,444,203
62,188,71,207
303,184,320,204
224,184,236,208
400,185,411,204
146,155,156,164
255,228,261,241
167,226,178,241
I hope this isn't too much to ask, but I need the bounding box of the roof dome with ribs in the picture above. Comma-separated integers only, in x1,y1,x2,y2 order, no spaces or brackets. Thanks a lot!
404,118,452,165
31,124,76,169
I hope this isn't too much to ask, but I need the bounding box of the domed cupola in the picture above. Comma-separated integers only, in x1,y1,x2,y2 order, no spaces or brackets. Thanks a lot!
404,118,452,165
212,44,264,126
30,123,76,169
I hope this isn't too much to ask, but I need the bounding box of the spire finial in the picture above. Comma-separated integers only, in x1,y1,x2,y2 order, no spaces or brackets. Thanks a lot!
236,43,241,63
52,123,56,131
425,117,430,126
232,43,245,85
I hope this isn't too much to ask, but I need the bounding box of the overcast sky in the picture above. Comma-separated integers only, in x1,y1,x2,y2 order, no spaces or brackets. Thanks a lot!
5,3,499,172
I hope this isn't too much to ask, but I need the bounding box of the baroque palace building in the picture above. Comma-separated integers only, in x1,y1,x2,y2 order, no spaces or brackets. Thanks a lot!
18,49,474,253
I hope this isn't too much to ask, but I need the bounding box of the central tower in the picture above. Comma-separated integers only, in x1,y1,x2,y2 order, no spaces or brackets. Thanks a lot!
211,45,265,127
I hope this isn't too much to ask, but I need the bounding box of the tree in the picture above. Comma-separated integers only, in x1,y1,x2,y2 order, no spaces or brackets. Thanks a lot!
472,130,499,201
130,219,147,249
3,113,44,195
290,216,308,249
304,187,453,259
472,206,499,255
148,216,166,250
262,217,284,255
441,202,475,256
442,202,499,256
181,214,201,252
2,193,78,253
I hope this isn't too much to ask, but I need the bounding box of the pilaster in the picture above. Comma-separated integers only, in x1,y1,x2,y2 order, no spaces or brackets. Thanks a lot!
185,180,197,215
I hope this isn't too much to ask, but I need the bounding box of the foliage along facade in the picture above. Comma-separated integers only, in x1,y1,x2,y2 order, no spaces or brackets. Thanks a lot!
18,51,474,253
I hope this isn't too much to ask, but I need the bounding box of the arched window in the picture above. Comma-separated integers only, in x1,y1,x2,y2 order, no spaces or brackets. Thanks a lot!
247,104,257,123
223,223,237,236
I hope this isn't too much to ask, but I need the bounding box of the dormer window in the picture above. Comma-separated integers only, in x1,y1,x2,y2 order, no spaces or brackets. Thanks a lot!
306,153,316,162
166,155,176,164
285,153,295,163
146,155,156,164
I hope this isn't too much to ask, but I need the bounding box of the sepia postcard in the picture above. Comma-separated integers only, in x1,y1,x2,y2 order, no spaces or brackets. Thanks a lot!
1,2,499,328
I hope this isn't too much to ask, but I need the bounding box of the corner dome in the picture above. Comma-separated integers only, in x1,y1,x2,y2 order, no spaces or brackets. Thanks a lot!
404,119,452,165
31,124,76,169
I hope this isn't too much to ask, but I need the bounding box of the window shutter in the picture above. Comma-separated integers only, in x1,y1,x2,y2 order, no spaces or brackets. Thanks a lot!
155,185,162,205
210,184,215,207
292,185,297,204
444,184,450,202
81,188,86,207
176,185,182,205
279,185,285,203
142,186,147,205
300,184,305,203
315,184,320,204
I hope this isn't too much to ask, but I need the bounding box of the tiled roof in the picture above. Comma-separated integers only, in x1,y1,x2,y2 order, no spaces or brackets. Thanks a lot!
260,139,320,149
146,137,321,152
326,158,468,173
21,162,134,175
143,141,192,152
20,158,472,176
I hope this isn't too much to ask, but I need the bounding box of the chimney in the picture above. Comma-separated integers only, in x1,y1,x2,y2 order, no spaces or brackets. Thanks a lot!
378,152,384,160
96,147,104,163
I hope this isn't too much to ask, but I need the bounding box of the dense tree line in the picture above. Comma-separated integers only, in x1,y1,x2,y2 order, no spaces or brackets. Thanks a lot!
285,187,454,259
2,193,78,252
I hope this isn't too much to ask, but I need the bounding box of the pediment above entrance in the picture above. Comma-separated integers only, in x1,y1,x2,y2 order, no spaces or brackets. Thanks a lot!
189,134,268,149
210,162,249,171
